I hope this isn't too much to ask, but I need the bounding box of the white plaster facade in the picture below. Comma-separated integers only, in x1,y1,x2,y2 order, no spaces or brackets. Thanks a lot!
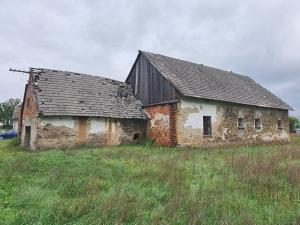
176,97,290,147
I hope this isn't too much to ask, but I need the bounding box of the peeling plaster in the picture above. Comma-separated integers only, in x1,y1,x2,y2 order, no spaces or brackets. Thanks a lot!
41,117,75,129
150,113,169,128
176,97,290,147
181,98,217,129
90,118,106,133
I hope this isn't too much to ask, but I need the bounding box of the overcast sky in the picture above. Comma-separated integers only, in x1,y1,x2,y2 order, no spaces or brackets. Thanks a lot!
0,0,299,116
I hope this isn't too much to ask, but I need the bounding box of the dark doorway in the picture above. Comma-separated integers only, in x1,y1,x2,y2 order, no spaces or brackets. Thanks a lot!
24,126,31,148
133,133,140,140
203,116,212,136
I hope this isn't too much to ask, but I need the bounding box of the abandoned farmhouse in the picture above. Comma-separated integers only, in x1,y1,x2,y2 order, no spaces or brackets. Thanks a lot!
17,51,293,150
20,68,147,149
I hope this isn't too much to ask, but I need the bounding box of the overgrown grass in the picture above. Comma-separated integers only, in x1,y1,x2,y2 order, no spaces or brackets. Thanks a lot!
0,137,300,225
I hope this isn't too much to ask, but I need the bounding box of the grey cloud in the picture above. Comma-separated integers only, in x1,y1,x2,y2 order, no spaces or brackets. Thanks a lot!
0,0,299,116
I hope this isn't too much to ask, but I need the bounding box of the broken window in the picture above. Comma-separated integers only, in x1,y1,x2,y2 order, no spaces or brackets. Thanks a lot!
237,118,245,129
278,119,283,130
203,116,212,136
255,119,261,129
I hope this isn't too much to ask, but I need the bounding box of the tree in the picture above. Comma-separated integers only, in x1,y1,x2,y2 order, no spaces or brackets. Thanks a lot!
296,119,300,129
289,116,300,133
0,98,21,129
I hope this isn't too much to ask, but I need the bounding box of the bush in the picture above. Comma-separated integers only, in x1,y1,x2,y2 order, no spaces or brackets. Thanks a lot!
289,116,300,133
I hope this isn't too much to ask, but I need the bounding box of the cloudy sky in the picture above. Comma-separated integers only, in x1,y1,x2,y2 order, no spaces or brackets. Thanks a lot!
0,0,299,116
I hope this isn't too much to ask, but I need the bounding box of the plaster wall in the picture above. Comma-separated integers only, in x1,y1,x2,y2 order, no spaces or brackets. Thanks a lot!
35,116,146,150
176,97,290,147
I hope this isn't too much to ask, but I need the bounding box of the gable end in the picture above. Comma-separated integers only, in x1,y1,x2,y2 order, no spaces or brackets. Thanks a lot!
126,51,181,105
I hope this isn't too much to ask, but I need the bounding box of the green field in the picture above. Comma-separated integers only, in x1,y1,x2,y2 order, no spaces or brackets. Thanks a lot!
0,137,300,225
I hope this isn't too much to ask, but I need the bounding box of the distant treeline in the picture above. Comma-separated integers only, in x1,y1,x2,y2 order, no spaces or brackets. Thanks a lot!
0,98,21,129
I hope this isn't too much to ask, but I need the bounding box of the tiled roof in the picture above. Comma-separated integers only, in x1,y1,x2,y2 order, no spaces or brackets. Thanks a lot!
32,68,147,119
141,51,293,110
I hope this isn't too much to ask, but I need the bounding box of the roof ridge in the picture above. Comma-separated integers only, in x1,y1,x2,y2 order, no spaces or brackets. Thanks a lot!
37,68,125,85
139,50,248,78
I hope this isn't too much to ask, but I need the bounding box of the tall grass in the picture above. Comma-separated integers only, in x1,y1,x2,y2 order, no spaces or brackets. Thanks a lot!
226,146,300,201
0,138,300,224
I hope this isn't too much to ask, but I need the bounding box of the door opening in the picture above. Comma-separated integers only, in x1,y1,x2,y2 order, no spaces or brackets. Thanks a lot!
25,126,31,148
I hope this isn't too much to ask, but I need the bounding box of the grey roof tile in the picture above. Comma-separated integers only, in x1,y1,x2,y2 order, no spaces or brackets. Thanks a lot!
141,51,293,110
32,68,147,119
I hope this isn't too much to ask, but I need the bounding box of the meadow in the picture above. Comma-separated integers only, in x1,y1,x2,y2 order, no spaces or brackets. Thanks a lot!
0,137,300,225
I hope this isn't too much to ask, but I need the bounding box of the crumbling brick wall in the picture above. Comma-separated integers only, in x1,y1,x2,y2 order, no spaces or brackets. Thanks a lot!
20,81,39,149
144,103,178,146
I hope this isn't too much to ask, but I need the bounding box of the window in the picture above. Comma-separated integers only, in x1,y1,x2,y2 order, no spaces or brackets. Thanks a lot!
278,120,283,130
255,119,261,129
237,118,245,129
203,116,212,136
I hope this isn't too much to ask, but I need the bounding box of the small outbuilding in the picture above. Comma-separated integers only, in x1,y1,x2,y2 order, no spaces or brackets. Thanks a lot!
12,105,21,133
20,68,148,150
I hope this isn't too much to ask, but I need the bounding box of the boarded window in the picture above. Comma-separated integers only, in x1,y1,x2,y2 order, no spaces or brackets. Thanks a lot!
203,116,212,136
255,119,261,129
278,120,283,130
237,118,244,129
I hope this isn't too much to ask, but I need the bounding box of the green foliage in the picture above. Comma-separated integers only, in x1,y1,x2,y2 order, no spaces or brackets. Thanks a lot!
289,116,300,133
0,138,300,225
135,136,156,146
0,98,21,129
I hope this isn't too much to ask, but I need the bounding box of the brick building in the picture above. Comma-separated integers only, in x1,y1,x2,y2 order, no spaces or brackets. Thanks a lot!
20,68,147,150
126,51,293,147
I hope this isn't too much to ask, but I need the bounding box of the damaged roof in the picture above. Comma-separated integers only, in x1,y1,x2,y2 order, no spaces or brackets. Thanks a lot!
141,51,293,110
31,68,147,119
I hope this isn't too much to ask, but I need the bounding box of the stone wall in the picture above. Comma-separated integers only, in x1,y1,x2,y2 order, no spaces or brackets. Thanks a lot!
35,116,147,150
144,103,177,146
176,97,290,147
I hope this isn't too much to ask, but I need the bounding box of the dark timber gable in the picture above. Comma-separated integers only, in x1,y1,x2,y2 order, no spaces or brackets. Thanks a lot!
126,51,181,106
